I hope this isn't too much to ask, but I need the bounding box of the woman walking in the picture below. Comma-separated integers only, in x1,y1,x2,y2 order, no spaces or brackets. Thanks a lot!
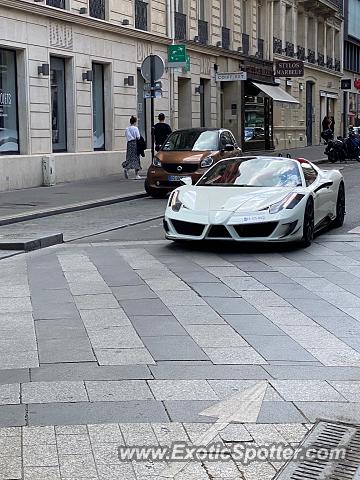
123,116,142,180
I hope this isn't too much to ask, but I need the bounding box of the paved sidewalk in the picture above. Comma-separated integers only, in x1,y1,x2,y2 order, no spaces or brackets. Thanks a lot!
0,145,327,227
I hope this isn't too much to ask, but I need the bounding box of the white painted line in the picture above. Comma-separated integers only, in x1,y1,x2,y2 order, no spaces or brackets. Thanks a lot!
160,381,268,478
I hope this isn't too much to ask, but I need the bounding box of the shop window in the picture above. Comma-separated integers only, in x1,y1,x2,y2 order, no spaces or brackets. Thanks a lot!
92,63,105,151
0,49,19,155
50,57,67,152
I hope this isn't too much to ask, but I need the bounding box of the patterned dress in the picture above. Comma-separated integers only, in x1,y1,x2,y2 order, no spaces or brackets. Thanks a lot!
123,126,141,170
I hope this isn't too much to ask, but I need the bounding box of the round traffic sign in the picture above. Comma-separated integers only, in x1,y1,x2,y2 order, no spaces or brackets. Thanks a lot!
141,55,165,82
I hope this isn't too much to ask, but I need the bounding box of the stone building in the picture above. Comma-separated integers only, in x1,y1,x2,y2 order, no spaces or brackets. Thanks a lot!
272,0,344,149
343,0,360,132
0,0,344,190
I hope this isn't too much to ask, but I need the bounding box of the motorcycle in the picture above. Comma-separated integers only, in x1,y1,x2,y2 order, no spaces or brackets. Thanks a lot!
325,137,346,163
344,129,360,161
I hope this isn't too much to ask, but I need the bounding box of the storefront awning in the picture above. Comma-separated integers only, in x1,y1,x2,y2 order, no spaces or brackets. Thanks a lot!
251,82,299,104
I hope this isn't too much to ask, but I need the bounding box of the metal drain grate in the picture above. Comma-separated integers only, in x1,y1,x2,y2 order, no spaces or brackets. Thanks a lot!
275,420,360,480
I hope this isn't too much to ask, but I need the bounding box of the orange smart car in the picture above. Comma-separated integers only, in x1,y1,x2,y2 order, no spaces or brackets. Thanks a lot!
145,128,242,198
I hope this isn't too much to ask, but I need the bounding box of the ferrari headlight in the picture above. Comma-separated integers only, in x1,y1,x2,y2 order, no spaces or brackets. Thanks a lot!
153,157,162,167
200,157,214,168
168,191,182,212
269,193,305,214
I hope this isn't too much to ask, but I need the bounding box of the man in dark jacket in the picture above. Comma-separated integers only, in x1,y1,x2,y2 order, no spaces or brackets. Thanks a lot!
153,113,172,151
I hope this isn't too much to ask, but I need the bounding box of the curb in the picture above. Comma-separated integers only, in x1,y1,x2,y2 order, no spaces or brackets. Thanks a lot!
0,233,64,252
0,191,147,226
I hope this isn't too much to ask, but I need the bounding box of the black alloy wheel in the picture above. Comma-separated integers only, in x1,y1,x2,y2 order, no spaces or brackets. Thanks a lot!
300,199,315,247
332,183,345,228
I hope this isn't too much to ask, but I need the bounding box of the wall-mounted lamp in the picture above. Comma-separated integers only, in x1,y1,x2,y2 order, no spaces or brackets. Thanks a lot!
122,19,130,25
79,7,87,14
124,75,135,86
299,83,304,91
216,41,222,48
38,63,50,76
82,70,93,82
194,36,199,43
195,85,203,94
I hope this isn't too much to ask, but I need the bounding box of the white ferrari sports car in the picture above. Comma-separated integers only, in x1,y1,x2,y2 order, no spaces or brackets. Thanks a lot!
163,156,345,246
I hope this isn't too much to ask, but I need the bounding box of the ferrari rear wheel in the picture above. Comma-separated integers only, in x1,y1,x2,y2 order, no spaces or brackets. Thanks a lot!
300,199,314,247
332,182,345,228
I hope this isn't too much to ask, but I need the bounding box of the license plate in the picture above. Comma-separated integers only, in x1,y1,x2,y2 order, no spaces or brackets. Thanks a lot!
237,215,267,224
168,175,186,182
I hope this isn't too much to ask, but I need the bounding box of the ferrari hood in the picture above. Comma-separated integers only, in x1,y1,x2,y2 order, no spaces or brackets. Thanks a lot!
178,185,303,212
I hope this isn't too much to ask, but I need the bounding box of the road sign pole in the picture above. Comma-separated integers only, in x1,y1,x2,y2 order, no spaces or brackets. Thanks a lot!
150,55,155,162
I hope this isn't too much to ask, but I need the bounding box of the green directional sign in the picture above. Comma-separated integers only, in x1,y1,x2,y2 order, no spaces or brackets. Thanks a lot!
168,44,187,67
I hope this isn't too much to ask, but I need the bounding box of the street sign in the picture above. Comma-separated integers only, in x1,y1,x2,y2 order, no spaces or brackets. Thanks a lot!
215,72,247,82
184,55,190,72
275,60,304,77
141,55,165,82
144,81,162,91
168,44,187,67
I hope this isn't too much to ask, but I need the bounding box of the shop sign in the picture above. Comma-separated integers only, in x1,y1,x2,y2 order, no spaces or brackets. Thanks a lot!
215,72,247,82
275,60,304,77
354,79,360,90
241,58,274,82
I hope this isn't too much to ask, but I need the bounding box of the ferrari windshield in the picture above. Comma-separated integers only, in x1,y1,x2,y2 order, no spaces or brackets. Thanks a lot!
162,130,219,152
198,157,303,187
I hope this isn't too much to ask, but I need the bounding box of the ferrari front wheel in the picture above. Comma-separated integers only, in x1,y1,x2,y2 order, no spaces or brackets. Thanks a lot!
300,199,314,247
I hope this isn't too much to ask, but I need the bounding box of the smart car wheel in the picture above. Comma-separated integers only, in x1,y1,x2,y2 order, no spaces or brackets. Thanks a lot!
300,198,314,247
144,180,168,199
332,182,345,228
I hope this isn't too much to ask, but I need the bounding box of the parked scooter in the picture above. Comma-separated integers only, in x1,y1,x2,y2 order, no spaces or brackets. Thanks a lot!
344,128,360,161
325,136,346,163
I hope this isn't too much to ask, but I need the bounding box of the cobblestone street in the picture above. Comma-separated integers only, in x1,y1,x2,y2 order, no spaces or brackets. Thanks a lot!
2,230,360,479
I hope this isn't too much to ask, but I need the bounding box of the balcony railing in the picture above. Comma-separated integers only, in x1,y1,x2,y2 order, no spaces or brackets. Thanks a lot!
222,27,230,50
297,46,306,60
175,12,186,40
89,0,105,19
317,53,325,66
335,58,341,71
285,41,295,57
198,19,208,45
135,0,148,31
257,38,264,59
242,33,250,55
326,57,334,69
46,0,65,8
307,49,316,63
329,0,343,14
273,37,283,54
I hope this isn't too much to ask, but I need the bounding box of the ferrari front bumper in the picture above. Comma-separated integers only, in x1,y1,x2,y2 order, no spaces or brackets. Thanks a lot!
164,209,304,243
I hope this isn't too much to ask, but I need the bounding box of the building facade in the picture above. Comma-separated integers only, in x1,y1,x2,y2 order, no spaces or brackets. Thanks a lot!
0,0,344,190
343,0,360,132
272,0,343,149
